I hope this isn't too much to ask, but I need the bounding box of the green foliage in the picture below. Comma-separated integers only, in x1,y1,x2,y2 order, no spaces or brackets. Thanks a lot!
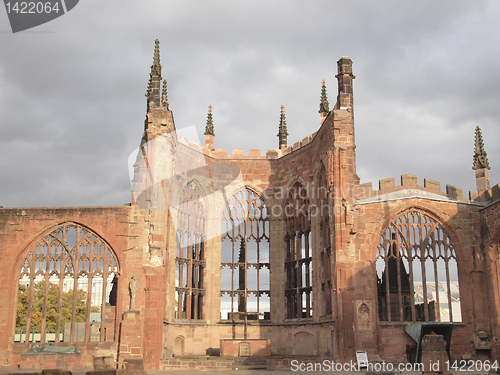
16,281,93,329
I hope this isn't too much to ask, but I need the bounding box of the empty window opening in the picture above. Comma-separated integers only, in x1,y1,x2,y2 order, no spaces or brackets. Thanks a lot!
175,181,206,320
376,211,461,322
15,223,119,344
220,188,270,321
285,182,313,319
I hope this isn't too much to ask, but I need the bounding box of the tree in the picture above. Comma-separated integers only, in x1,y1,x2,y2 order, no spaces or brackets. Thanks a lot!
16,281,92,330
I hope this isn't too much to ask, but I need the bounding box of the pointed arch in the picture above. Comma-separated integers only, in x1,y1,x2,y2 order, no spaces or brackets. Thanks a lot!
220,187,270,321
217,183,268,220
285,176,310,199
312,156,329,196
376,209,461,323
176,178,208,235
14,222,120,344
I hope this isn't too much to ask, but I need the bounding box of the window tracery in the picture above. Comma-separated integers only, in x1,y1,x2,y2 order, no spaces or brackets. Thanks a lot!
15,223,119,343
175,181,206,319
220,188,270,321
285,181,313,319
376,210,461,322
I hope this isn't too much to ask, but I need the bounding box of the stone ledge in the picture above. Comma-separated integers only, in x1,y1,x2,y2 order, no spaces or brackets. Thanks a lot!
160,358,232,371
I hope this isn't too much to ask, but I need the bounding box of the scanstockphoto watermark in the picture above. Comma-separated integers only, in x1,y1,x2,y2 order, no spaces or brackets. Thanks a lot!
291,359,500,372
128,126,366,241
291,360,360,372
291,360,433,372
3,0,79,33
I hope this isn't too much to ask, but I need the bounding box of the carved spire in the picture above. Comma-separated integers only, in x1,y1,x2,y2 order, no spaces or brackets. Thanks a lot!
473,126,490,170
319,79,329,113
161,79,169,109
204,105,215,136
146,39,162,108
277,105,288,150
151,39,162,76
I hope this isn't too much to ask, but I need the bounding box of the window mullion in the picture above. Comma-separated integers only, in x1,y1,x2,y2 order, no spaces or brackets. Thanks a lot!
395,242,403,321
55,261,65,343
433,236,441,322
408,247,416,322
24,272,35,344
100,249,109,342
421,241,429,322
186,236,193,318
445,253,453,322
84,245,93,343
384,235,391,322
40,248,50,344
70,230,81,344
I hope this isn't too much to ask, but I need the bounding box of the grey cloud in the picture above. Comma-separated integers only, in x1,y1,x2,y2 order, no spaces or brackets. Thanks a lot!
0,0,499,207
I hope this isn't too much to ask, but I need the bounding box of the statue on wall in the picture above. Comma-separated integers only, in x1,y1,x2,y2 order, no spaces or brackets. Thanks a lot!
129,275,138,311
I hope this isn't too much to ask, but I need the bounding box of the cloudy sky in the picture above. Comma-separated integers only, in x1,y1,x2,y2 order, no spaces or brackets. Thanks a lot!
0,0,499,208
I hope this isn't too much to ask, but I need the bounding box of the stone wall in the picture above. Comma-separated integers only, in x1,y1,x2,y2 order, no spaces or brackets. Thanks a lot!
0,53,499,371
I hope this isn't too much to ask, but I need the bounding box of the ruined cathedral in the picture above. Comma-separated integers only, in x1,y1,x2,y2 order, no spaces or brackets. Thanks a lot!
0,39,499,371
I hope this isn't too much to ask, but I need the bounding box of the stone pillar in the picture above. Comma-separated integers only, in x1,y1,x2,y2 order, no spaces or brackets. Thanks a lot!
475,168,490,192
278,133,287,150
354,300,377,356
118,311,144,362
421,334,448,374
205,134,214,149
336,57,355,109
142,273,165,370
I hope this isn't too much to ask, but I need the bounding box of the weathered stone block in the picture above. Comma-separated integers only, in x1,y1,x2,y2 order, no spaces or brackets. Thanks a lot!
424,178,441,192
421,334,447,372
401,173,418,188
379,177,395,192
446,184,463,199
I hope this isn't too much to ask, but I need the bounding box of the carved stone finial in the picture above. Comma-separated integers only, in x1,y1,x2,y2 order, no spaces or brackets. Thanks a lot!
204,105,215,136
146,39,163,104
473,126,490,170
319,79,330,113
278,105,288,149
151,39,162,76
161,79,169,108
278,105,288,136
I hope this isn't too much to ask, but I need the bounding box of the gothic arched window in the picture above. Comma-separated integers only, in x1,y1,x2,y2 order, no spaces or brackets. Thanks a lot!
15,223,119,344
220,188,270,321
376,210,461,322
175,181,206,319
285,181,312,319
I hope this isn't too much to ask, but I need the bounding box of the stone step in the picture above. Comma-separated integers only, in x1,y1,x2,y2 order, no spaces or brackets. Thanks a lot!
232,357,268,370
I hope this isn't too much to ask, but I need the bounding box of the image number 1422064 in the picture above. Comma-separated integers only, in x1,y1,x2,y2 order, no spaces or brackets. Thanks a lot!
3,0,79,33
5,2,60,14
